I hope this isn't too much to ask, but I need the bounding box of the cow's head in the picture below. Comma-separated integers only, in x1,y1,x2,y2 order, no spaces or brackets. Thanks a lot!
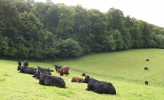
54,65,58,71
82,73,86,76
83,76,90,83
17,66,21,71
23,60,28,66
54,65,62,72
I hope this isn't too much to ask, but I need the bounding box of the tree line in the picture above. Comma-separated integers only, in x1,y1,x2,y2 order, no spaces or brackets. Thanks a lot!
0,0,164,60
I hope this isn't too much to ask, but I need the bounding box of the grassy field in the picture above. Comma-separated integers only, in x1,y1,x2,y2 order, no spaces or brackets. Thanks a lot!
0,48,164,100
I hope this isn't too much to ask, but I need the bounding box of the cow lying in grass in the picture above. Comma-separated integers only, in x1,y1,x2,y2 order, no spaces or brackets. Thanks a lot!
17,61,37,75
70,77,83,83
39,68,66,88
17,66,37,75
34,66,52,79
83,76,116,94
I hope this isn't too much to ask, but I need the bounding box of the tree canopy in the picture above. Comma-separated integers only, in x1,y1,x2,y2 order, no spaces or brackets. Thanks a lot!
0,0,164,60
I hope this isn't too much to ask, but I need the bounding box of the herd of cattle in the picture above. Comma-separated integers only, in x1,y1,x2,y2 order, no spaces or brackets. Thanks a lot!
17,61,116,95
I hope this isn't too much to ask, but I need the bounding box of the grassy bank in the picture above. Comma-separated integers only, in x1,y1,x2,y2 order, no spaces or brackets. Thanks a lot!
0,48,164,100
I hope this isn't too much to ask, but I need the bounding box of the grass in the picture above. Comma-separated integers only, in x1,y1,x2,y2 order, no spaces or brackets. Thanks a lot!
0,48,164,100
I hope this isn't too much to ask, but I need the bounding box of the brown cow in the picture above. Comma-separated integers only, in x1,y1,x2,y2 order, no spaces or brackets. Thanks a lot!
58,66,69,76
70,77,83,83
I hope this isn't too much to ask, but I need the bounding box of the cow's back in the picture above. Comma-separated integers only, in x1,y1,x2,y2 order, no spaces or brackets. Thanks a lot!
59,66,69,76
61,66,69,72
102,82,116,94
71,77,83,82
44,75,66,88
88,80,116,94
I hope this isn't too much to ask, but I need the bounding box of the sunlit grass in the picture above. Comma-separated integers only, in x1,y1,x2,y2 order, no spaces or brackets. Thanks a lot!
0,48,164,100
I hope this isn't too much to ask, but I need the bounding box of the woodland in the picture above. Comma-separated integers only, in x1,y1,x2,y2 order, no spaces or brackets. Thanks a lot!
0,0,164,60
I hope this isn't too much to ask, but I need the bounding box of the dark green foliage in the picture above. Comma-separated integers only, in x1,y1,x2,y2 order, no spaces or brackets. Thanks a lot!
101,35,116,51
56,4,75,39
72,5,92,54
112,30,124,50
0,36,9,56
58,38,83,58
0,0,164,60
14,0,31,13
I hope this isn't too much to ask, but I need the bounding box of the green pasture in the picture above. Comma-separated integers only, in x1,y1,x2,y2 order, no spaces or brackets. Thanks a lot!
0,48,164,100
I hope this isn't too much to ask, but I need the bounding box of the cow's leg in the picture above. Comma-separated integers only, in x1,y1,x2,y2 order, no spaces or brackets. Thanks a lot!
39,80,45,85
60,73,63,76
86,84,92,91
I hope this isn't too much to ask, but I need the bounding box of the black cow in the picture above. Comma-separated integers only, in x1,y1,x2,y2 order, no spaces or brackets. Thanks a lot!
38,66,54,72
145,81,148,85
17,66,37,75
39,69,66,88
83,76,116,94
17,61,37,75
144,67,149,70
37,66,54,72
17,66,27,72
146,59,149,62
24,68,37,75
54,65,62,72
23,60,28,67
36,66,52,79
32,71,38,78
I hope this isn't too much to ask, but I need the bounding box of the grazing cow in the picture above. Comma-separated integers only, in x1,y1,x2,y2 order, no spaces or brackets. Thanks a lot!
70,77,83,83
145,81,148,85
39,69,66,88
144,67,149,70
146,59,149,62
23,60,28,67
83,76,116,94
58,66,69,76
54,65,62,73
